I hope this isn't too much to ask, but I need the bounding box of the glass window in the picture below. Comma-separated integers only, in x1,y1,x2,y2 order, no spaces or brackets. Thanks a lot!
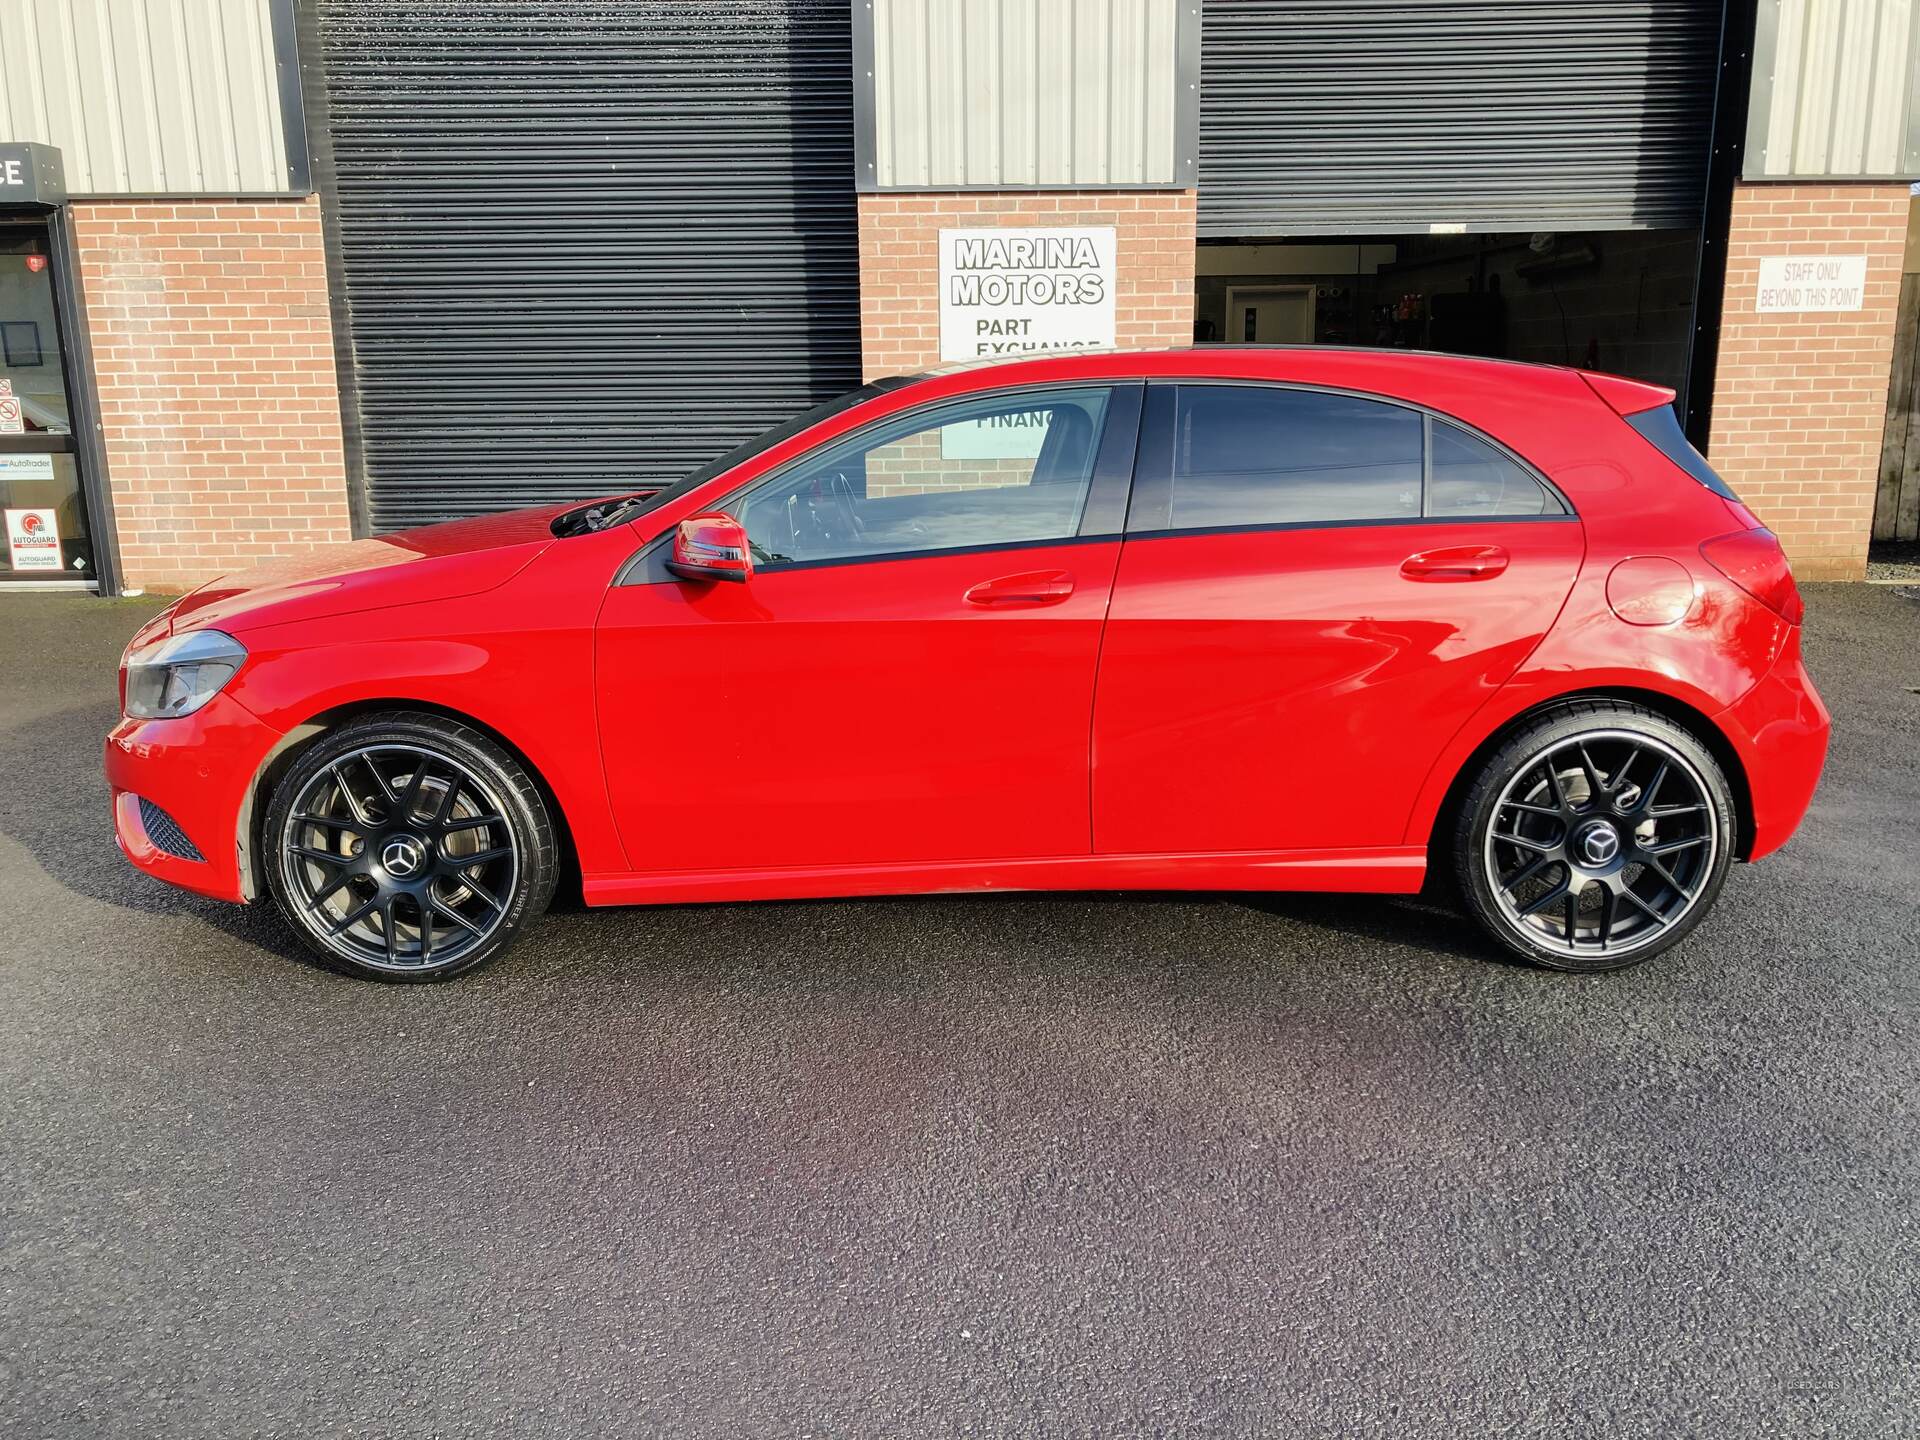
1427,419,1564,517
737,388,1110,565
1165,386,1422,530
1626,403,1740,501
1,454,92,579
0,234,70,434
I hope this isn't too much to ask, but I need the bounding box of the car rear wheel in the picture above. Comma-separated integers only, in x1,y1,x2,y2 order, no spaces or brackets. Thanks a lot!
262,712,558,982
1453,701,1735,972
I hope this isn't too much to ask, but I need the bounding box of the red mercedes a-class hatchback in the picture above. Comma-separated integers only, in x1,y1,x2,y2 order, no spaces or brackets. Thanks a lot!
107,349,1828,981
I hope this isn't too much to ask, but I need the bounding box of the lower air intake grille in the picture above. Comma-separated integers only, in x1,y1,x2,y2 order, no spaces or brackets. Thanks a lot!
138,797,205,863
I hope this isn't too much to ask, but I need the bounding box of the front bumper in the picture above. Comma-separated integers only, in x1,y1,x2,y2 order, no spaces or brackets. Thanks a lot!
1718,625,1831,862
105,691,286,903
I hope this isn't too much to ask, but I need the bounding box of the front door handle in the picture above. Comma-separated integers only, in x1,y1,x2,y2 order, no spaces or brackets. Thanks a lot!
1400,545,1510,582
964,569,1076,606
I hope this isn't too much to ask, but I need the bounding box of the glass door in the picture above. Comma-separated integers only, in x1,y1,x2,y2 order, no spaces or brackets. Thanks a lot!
0,222,93,583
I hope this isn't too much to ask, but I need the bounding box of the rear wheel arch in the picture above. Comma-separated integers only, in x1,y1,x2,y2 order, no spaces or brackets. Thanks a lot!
1424,687,1756,876
237,699,582,904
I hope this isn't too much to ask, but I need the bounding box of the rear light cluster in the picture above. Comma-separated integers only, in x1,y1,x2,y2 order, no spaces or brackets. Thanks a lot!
1700,527,1805,626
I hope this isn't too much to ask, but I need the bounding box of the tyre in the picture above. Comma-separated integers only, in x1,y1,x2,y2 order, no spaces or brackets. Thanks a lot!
262,711,558,982
1452,701,1735,972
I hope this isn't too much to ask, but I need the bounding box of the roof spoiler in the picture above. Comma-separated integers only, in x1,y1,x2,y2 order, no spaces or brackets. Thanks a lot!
1580,370,1677,417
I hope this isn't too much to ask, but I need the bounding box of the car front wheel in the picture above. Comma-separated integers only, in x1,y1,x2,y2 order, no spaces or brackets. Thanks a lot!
262,712,558,981
1453,701,1736,972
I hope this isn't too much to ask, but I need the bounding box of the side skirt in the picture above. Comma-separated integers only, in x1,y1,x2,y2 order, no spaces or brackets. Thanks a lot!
581,847,1427,908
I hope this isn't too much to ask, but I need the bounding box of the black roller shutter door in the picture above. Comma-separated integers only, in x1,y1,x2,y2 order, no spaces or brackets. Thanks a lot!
308,1,861,530
1199,0,1722,238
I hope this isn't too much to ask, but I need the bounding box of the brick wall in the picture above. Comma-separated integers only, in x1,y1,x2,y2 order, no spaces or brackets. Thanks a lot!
1707,183,1909,581
857,190,1197,381
70,196,352,592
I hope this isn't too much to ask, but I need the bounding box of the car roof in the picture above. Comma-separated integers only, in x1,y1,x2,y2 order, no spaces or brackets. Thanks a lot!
877,345,1606,415
910,343,1576,379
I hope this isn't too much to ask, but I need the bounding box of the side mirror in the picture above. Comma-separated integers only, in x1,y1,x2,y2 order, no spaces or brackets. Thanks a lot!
666,511,752,584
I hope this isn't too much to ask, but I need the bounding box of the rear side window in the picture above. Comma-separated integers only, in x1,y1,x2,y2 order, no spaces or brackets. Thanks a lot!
1429,419,1564,517
1626,404,1742,501
1136,384,1565,532
1165,386,1423,529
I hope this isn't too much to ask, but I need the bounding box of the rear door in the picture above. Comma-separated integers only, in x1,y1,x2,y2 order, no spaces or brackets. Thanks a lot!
597,383,1140,873
1092,382,1585,856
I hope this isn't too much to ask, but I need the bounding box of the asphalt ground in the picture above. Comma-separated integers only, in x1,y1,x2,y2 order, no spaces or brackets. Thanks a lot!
2,584,1917,1438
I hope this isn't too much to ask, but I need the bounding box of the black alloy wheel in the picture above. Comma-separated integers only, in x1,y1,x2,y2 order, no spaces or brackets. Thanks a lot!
263,713,557,981
1454,701,1735,971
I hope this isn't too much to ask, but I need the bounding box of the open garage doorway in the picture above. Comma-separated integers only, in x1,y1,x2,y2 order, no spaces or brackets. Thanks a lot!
1194,229,1704,410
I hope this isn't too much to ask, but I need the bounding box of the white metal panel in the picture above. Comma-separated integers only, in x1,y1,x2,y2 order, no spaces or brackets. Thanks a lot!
1866,0,1916,171
1761,0,1809,176
1108,0,1142,183
1000,0,1037,184
106,0,167,190
1826,0,1876,171
1793,0,1842,173
1071,0,1112,183
66,1,131,190
0,0,293,194
927,0,965,181
219,0,284,192
1141,0,1178,184
869,0,1184,187
962,0,998,184
1751,0,1920,178
1034,0,1076,183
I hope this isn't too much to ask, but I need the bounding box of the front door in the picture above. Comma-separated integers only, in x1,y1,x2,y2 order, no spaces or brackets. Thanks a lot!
1092,382,1585,856
0,222,94,584
596,383,1140,874
1226,285,1316,344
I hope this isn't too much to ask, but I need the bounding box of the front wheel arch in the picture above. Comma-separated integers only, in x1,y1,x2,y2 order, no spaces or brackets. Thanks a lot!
1424,687,1756,889
236,699,581,906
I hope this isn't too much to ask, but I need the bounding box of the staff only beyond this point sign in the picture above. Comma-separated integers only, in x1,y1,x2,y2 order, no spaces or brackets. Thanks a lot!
1755,255,1868,313
939,226,1117,364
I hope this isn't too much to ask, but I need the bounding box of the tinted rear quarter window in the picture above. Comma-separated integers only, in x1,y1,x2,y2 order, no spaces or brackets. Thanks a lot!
1626,404,1741,501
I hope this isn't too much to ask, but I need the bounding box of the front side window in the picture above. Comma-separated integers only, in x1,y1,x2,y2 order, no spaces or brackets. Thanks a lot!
1145,384,1564,532
738,387,1112,565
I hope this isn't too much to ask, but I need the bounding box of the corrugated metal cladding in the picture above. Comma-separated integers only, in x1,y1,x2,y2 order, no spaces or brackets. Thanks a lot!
0,0,292,195
310,1,861,530
867,0,1185,188
1198,0,1723,237
1747,0,1920,178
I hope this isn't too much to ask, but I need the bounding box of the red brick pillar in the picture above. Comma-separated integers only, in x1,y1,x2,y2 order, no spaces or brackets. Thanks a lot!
857,190,1197,381
1707,183,1910,581
69,195,353,592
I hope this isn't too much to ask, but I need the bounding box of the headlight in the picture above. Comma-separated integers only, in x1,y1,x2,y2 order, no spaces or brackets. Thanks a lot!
122,629,248,719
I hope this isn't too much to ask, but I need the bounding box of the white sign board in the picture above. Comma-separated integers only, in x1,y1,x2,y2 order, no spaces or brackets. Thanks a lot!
940,410,1051,460
6,507,60,570
1756,255,1867,313
0,394,21,435
939,226,1116,364
0,453,53,484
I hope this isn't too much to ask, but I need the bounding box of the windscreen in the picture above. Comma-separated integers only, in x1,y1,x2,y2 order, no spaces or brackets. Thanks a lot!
625,381,912,518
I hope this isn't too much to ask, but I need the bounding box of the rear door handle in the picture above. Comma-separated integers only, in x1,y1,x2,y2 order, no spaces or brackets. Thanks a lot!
1400,545,1509,582
964,569,1075,606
